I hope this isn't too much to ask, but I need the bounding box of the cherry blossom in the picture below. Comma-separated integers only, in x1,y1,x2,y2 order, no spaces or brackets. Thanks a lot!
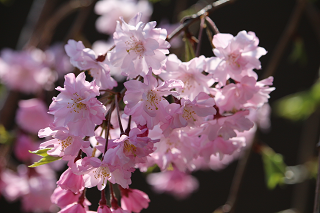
65,39,117,90
95,0,152,35
49,72,106,137
0,48,55,93
16,98,53,134
119,186,150,213
109,13,170,78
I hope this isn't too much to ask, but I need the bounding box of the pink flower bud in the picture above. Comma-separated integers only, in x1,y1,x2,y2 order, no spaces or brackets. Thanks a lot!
120,187,150,213
57,168,85,194
51,187,80,209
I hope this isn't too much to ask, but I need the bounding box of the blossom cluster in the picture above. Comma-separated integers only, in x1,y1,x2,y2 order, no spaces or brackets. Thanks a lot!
0,1,274,212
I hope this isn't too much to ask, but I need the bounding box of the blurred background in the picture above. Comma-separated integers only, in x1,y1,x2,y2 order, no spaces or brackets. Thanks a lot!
0,0,320,212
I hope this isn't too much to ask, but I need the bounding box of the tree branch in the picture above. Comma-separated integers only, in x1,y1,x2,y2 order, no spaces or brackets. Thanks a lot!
167,0,234,42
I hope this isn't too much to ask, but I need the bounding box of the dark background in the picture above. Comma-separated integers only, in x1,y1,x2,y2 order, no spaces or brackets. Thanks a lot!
0,0,320,212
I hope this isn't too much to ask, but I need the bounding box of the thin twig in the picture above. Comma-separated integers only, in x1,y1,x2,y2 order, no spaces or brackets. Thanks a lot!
262,0,308,79
115,94,124,135
214,135,256,213
195,16,206,57
167,0,234,42
205,16,220,34
64,0,98,42
306,2,320,45
35,0,93,49
104,102,115,154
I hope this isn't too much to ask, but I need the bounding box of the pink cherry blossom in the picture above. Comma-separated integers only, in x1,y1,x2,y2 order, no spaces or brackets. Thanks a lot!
200,136,246,160
206,31,267,85
95,0,152,35
51,187,81,209
0,48,55,93
160,92,216,136
49,72,106,137
16,98,53,134
109,13,170,78
123,73,183,129
58,202,87,213
65,39,117,90
160,55,215,100
39,127,89,158
203,110,254,141
119,186,150,213
45,43,73,76
147,169,199,199
98,204,112,213
1,164,57,212
57,168,85,194
14,134,39,162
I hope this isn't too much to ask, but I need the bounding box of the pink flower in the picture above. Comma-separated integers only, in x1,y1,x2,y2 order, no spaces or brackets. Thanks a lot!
161,92,216,136
123,73,183,129
0,48,55,93
160,55,215,100
57,168,85,194
65,39,117,90
74,154,132,190
203,110,254,141
14,134,39,162
109,13,170,78
45,43,73,76
16,98,53,134
1,164,57,212
51,187,81,209
147,169,199,199
95,0,152,35
119,187,150,213
98,204,112,213
59,202,86,213
200,136,246,160
214,76,259,113
49,72,106,137
39,127,89,158
148,127,201,172
206,31,267,85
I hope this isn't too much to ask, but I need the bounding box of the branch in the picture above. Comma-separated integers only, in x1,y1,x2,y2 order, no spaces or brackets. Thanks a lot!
167,0,234,42
262,0,308,79
213,134,256,213
34,0,94,49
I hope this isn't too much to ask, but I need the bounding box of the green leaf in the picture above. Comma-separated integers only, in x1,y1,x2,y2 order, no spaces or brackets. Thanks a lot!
144,164,160,174
288,38,307,65
184,35,195,62
275,80,320,121
28,148,61,167
261,145,287,189
0,125,14,144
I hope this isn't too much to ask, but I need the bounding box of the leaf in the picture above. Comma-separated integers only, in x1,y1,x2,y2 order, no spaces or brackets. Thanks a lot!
275,80,320,121
288,38,307,65
0,125,14,144
261,145,287,189
184,35,195,62
28,148,61,167
144,164,160,174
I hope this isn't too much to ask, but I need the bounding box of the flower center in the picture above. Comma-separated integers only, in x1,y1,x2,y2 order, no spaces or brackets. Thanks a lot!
125,36,145,58
67,93,87,113
93,166,111,186
227,52,240,68
182,106,196,122
145,90,161,111
181,75,196,94
123,140,137,156
59,136,73,151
